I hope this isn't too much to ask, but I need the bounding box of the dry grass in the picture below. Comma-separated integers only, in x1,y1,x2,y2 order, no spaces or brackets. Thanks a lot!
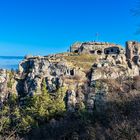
63,75,87,85
102,79,122,92
63,54,98,70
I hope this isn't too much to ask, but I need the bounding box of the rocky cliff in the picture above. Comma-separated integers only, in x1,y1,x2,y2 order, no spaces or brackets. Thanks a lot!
0,41,140,139
0,41,140,113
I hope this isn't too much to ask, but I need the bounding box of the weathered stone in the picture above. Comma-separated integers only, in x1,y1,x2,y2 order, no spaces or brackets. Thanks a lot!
1,40,140,113
70,41,124,56
126,41,140,75
65,90,77,112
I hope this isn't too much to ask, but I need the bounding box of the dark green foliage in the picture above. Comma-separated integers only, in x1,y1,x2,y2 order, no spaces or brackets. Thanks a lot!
7,70,15,89
0,84,66,139
0,77,140,139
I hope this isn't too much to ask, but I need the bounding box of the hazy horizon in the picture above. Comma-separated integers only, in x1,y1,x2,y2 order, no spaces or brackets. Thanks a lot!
0,56,23,70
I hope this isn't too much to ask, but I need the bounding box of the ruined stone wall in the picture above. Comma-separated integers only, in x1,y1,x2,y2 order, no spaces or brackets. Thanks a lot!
70,41,124,55
70,42,82,53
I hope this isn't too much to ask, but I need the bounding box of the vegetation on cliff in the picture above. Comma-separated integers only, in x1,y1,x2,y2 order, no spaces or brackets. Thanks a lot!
0,80,66,139
0,76,140,140
0,46,140,139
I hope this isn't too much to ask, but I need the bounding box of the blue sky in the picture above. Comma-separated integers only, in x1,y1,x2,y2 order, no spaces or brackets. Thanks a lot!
0,0,139,56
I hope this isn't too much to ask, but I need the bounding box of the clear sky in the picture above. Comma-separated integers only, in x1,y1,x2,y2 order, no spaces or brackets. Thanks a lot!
0,0,139,56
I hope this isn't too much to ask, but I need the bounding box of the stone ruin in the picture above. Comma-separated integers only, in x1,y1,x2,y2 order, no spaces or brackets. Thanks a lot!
70,41,140,57
70,40,140,71
70,41,124,55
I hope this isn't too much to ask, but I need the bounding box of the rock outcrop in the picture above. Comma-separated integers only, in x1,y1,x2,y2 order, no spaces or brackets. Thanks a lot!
0,40,140,113
18,55,86,96
0,69,17,102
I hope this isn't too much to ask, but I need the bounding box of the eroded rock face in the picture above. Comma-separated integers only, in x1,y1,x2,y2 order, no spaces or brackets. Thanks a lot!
91,65,139,81
126,41,140,69
1,40,140,113
17,55,88,111
70,42,82,53
86,81,109,113
126,41,140,60
65,90,77,112
18,56,86,97
0,70,8,101
91,51,139,81
0,69,17,102
12,41,140,112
